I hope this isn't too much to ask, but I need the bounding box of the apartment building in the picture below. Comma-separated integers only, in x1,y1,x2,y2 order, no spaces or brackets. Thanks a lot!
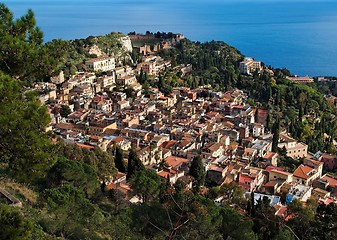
239,57,262,75
85,56,115,72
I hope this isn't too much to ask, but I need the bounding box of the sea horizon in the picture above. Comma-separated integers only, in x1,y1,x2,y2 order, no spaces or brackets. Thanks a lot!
3,0,337,77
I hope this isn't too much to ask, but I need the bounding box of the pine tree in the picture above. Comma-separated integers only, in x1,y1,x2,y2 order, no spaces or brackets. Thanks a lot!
0,4,65,84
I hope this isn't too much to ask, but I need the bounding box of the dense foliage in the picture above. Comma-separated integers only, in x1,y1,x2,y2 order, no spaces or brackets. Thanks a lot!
0,72,55,182
0,3,67,84
157,39,242,91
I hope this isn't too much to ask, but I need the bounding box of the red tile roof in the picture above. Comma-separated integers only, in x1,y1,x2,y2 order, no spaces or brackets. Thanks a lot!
165,156,189,168
113,136,125,143
76,143,95,149
293,164,315,180
265,165,285,173
322,174,337,187
264,151,277,159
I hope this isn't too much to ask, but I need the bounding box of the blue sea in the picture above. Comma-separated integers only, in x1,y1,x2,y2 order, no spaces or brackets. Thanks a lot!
3,0,337,76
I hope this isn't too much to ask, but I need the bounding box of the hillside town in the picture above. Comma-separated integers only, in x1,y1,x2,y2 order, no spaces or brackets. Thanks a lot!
35,34,337,214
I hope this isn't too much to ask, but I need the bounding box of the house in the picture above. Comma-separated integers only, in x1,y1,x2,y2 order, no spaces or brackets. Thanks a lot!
157,168,184,184
66,109,90,123
54,122,86,135
252,123,265,137
242,148,257,162
311,188,330,201
97,75,115,88
262,180,285,195
203,143,224,158
220,135,230,147
293,164,320,185
239,57,262,75
245,192,281,207
116,75,137,86
303,158,323,177
111,136,131,151
141,61,156,75
238,166,264,192
263,151,278,166
286,184,312,203
50,71,65,84
91,94,113,112
88,120,117,137
85,56,115,72
114,66,132,79
76,142,95,150
269,168,293,183
206,165,227,185
152,135,170,148
70,84,93,97
286,76,314,84
278,133,308,159
115,100,130,111
137,146,154,165
87,135,103,146
239,125,250,139
107,181,142,203
315,152,337,172
165,156,189,170
313,174,337,197
112,172,127,185
251,139,272,157
116,116,139,129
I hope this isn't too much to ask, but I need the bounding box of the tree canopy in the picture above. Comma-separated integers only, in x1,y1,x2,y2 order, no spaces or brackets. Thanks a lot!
0,72,55,181
0,4,65,84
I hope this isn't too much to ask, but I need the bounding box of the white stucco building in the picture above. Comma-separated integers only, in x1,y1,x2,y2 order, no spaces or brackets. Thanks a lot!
85,56,115,72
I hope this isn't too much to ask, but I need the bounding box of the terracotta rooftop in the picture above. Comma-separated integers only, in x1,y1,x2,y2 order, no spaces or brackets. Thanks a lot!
165,156,189,168
270,169,292,176
208,143,222,152
208,164,225,173
265,165,285,173
76,143,95,149
322,174,337,187
161,140,178,149
107,182,132,196
264,151,277,159
275,206,287,217
293,164,315,180
116,172,126,180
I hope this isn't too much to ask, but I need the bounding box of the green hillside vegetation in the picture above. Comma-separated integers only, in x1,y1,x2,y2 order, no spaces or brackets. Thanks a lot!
159,39,242,90
48,32,132,78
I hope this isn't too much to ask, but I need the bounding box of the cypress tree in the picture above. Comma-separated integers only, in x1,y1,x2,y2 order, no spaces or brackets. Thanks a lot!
126,148,144,180
189,156,206,191
114,147,126,173
272,118,280,152
266,112,271,131
254,108,259,123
